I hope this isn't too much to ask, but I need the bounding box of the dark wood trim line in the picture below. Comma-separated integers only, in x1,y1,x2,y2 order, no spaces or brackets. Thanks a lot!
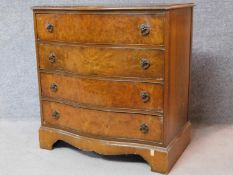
187,7,194,121
36,39,165,49
33,11,44,126
32,3,194,11
162,11,171,145
37,40,166,51
41,97,164,117
39,69,165,84
33,10,166,15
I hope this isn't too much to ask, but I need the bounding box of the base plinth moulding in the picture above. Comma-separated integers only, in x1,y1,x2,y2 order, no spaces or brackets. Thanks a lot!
39,122,191,174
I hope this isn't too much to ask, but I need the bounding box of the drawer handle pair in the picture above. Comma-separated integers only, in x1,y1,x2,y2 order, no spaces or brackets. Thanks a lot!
52,110,60,120
48,52,150,71
46,22,150,36
51,110,148,134
50,83,149,103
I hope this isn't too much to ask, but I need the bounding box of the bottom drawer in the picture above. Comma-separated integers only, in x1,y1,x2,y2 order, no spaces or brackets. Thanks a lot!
42,101,163,143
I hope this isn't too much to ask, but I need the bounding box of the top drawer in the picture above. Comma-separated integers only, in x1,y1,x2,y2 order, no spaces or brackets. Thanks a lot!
35,14,165,45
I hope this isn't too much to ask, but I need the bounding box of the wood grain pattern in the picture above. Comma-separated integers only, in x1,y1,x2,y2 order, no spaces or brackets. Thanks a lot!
33,4,194,174
40,72,164,112
163,8,192,145
38,43,164,80
36,14,165,45
39,121,191,174
42,101,163,142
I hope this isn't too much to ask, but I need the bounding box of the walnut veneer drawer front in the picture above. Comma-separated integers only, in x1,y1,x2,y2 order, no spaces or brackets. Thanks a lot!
36,14,165,45
40,73,163,113
39,44,164,80
42,101,163,142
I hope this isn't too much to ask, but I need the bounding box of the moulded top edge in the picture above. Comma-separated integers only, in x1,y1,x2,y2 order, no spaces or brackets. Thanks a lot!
32,3,194,11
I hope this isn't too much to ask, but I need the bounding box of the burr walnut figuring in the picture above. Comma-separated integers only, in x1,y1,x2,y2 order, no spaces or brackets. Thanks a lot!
33,3,194,173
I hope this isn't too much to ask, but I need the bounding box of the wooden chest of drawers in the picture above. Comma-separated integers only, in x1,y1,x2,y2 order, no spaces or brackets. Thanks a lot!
33,3,194,174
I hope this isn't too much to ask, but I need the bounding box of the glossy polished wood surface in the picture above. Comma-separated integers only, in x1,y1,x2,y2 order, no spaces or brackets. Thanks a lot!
32,3,194,10
39,43,164,80
36,14,165,45
39,122,191,174
40,72,164,112
42,101,163,142
33,4,194,174
163,8,192,145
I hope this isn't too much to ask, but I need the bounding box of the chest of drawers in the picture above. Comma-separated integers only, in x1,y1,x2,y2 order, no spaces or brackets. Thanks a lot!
33,3,194,173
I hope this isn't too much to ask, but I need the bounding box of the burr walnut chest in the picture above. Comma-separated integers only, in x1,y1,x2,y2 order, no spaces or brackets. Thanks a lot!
33,3,194,174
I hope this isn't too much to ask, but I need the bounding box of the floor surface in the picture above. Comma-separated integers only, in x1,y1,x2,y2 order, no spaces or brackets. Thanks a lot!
0,119,233,175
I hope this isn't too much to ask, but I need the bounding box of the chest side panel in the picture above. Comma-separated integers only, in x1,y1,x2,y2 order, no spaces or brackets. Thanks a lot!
163,8,193,145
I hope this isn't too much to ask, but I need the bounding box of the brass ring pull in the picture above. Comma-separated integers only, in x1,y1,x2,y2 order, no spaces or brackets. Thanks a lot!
50,83,58,92
140,24,150,36
48,52,56,63
52,110,60,120
140,123,149,134
140,58,150,70
140,91,150,103
46,23,54,33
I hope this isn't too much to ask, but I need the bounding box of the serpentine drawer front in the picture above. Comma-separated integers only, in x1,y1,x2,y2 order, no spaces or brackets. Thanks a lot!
38,43,164,80
42,101,163,143
33,3,194,174
36,13,165,45
40,72,164,113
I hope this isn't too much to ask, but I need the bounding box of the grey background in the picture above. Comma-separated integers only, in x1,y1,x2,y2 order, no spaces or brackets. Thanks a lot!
0,0,232,123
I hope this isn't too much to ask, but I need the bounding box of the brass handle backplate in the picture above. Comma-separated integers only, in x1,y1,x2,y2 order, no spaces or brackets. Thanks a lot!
46,23,54,33
50,83,58,92
48,52,56,63
140,24,150,36
140,58,150,70
140,91,150,103
140,123,149,134
52,110,60,120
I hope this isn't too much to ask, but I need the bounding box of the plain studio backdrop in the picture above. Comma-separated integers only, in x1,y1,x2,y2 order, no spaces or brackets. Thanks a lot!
0,1,233,175
0,0,232,123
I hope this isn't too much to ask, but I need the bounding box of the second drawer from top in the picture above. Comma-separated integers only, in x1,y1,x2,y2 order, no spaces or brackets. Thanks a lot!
38,43,164,81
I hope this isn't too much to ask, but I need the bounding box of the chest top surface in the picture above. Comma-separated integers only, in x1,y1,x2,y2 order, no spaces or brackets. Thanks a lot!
32,3,194,11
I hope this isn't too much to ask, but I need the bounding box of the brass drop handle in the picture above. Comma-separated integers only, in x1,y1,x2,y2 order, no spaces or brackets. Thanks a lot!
140,24,150,36
48,52,56,63
46,23,54,33
140,91,150,103
50,83,58,92
140,123,149,134
140,58,150,70
52,110,60,120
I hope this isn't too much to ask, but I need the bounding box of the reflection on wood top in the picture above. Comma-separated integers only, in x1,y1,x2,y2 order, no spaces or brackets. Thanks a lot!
32,3,194,11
